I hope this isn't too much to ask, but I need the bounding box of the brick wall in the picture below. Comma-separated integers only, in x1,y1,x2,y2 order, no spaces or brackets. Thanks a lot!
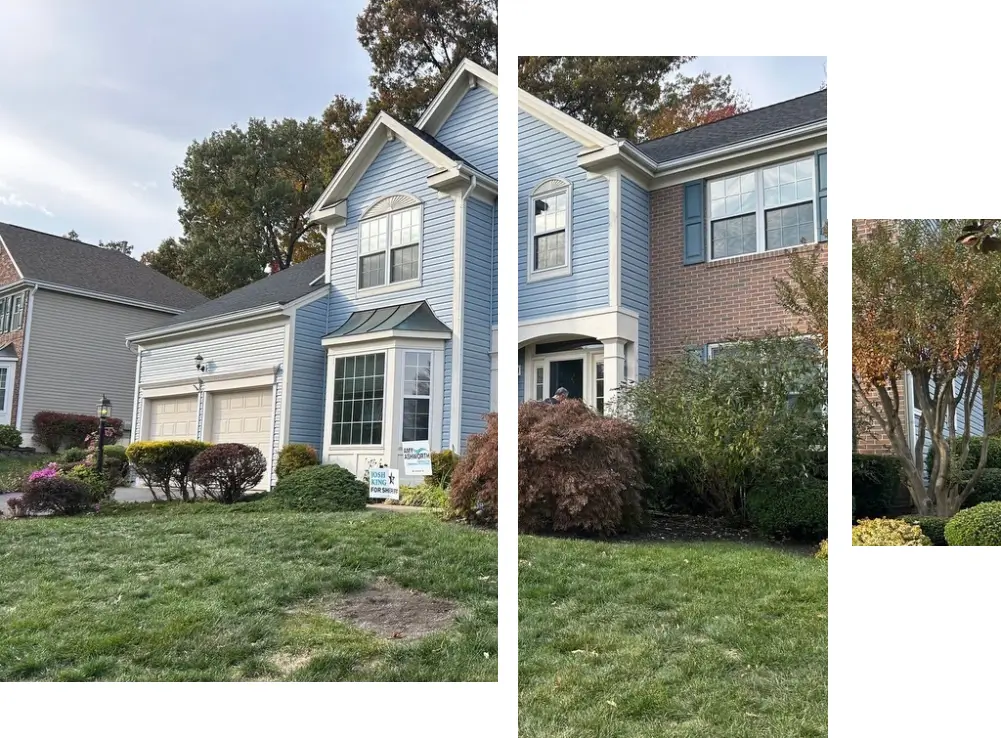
649,183,828,362
0,247,28,428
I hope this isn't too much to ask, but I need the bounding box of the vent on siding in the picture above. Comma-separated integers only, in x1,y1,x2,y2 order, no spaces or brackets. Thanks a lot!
364,193,421,218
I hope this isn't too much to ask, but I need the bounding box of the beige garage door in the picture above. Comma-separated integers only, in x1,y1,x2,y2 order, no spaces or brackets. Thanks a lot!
209,387,272,458
147,395,198,440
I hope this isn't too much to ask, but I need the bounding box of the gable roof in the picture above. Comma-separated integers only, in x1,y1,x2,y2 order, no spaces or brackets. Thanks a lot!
0,223,206,312
401,121,491,180
635,90,827,165
416,59,499,136
149,253,327,333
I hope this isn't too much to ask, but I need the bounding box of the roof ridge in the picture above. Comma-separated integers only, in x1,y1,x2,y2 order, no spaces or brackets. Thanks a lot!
638,88,827,147
0,221,134,257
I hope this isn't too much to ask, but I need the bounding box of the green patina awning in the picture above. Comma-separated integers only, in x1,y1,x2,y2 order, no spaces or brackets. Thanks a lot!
325,301,450,338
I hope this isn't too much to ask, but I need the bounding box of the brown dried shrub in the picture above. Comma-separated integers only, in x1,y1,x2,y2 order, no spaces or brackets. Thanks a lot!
518,400,646,536
449,412,498,527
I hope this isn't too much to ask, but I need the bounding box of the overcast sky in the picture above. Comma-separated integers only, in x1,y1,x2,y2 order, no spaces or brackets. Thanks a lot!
0,5,825,258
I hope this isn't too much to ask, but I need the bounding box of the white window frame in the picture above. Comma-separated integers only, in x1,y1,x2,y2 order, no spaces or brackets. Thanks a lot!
706,155,823,262
357,197,423,295
0,364,11,418
527,178,572,282
11,293,23,331
401,349,433,443
330,351,388,447
528,348,604,410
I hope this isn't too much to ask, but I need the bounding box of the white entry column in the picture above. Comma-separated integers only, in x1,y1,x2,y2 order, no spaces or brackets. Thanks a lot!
601,338,626,414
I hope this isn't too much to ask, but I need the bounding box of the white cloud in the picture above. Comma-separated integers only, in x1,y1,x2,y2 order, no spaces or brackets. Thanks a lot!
0,190,54,217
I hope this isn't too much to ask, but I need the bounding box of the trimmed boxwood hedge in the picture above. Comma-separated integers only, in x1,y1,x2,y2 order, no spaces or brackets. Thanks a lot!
926,437,1001,475
852,454,901,520
899,515,950,546
945,501,1001,546
746,477,827,542
268,464,368,512
959,468,1001,508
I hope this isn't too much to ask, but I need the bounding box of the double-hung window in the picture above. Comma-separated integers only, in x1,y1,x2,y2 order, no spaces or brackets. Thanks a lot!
708,155,825,260
529,179,571,279
331,353,386,445
358,204,421,290
401,351,432,442
11,294,23,331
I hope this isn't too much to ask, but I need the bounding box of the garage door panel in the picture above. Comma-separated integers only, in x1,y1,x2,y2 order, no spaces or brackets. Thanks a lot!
148,395,198,441
210,388,272,458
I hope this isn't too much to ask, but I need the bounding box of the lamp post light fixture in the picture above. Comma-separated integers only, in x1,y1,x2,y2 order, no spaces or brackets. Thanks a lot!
96,394,112,474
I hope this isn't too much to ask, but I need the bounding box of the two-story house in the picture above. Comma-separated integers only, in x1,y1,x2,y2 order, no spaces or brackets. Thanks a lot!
518,87,828,410
0,223,206,440
127,59,497,487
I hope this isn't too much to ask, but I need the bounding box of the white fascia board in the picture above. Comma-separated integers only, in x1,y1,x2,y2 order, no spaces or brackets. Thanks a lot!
417,59,499,135
0,232,23,279
126,304,283,346
321,328,452,348
282,286,330,314
427,167,498,202
517,88,617,149
308,113,461,218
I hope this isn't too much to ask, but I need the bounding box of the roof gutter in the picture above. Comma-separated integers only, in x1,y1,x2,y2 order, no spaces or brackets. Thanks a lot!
126,303,283,347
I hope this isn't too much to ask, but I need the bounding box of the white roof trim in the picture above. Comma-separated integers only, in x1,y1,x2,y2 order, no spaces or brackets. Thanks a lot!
321,328,451,348
126,304,282,345
517,87,617,149
417,59,499,135
308,113,460,220
0,231,23,279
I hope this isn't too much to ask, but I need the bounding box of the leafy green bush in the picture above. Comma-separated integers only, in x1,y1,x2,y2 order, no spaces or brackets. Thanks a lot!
60,447,88,464
959,468,1001,508
63,464,118,504
816,540,828,559
852,518,931,546
624,336,826,519
32,411,124,453
0,424,22,449
451,413,498,527
275,443,318,480
927,436,1001,475
514,402,645,536
269,464,368,512
424,450,459,488
401,482,449,510
944,502,1001,546
746,477,827,542
899,515,950,546
190,444,267,504
852,454,902,521
126,440,211,501
16,475,93,515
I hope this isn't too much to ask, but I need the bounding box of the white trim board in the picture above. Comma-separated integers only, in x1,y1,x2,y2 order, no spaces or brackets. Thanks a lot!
417,59,499,135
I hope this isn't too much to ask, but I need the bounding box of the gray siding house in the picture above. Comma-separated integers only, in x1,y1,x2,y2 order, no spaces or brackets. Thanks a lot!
0,223,207,439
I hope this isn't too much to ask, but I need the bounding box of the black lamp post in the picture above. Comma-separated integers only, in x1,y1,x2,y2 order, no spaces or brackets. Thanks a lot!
97,394,112,473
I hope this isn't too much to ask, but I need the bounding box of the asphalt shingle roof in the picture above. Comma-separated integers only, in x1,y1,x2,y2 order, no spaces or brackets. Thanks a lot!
0,223,207,311
635,90,827,165
155,254,327,330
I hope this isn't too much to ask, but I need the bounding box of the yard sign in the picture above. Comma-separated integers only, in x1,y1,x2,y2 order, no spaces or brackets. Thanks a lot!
369,468,400,500
402,441,432,476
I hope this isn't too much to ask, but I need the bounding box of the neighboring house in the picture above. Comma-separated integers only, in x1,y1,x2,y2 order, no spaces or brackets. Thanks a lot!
0,223,206,440
128,59,498,487
517,88,828,411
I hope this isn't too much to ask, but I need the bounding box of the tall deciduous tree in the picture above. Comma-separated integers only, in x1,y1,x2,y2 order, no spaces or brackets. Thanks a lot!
852,220,1001,515
644,73,751,139
140,237,186,283
98,240,133,256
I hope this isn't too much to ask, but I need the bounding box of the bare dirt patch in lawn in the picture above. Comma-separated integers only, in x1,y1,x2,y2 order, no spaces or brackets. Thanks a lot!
324,577,463,639
268,650,315,677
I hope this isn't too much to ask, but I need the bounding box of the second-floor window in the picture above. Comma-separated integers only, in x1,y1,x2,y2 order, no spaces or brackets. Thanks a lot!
358,204,421,290
707,154,826,261
529,178,571,280
0,292,24,333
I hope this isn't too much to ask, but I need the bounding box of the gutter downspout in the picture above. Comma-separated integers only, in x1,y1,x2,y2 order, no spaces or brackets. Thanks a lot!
14,284,39,431
449,174,477,452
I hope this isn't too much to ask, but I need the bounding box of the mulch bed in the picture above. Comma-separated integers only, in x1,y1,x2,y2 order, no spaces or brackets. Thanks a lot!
621,513,817,555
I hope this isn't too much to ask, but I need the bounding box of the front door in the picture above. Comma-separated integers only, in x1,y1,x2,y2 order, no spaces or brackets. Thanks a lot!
549,359,584,400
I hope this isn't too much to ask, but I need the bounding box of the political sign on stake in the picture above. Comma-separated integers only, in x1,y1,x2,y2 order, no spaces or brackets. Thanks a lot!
402,442,432,476
369,467,400,500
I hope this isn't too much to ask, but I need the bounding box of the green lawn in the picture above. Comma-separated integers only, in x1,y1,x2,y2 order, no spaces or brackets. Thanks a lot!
0,503,497,681
519,536,827,738
0,453,56,487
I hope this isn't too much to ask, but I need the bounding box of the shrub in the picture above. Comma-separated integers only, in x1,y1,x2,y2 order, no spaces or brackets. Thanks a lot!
944,502,1001,546
959,468,1001,508
63,464,117,504
60,447,88,464
451,413,499,527
18,475,93,515
852,454,902,521
852,518,931,546
899,515,950,546
816,540,828,559
190,444,267,504
32,412,124,453
515,401,645,536
275,443,319,480
0,424,22,449
624,336,827,519
269,464,368,512
401,481,450,510
746,478,827,542
927,436,1001,475
126,440,211,501
425,449,460,488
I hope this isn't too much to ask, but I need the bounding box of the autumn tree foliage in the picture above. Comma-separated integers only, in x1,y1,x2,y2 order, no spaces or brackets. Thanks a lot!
450,412,498,527
644,72,751,139
853,220,1001,515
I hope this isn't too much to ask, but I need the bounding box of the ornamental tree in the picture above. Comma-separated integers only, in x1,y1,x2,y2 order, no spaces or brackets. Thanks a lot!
852,219,1001,515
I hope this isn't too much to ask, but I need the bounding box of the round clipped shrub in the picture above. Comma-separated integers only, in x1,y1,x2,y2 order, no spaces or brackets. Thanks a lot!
269,464,368,512
816,540,828,559
450,414,498,527
0,424,22,449
61,447,88,464
516,401,645,536
960,468,1001,508
18,475,93,515
126,440,211,501
275,443,319,480
425,449,460,488
747,477,827,542
899,515,949,546
63,464,117,504
852,518,931,546
190,444,267,504
944,501,1001,546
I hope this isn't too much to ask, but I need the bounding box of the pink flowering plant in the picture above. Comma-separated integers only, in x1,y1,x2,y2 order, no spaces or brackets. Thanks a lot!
27,462,61,482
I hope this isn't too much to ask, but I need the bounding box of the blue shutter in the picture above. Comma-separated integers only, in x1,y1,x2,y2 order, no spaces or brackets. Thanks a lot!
815,150,827,242
683,180,705,264
685,344,708,363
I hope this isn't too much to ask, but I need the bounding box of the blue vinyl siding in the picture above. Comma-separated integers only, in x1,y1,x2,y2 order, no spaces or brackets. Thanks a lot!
620,176,651,377
956,376,986,438
461,197,495,443
327,138,455,450
519,110,609,319
435,85,498,179
288,294,330,450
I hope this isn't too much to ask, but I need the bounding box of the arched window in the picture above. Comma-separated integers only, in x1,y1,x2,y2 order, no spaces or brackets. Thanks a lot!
528,178,572,281
358,194,422,290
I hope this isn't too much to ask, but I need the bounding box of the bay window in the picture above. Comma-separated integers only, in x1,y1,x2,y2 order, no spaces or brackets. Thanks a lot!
402,350,432,442
331,352,386,445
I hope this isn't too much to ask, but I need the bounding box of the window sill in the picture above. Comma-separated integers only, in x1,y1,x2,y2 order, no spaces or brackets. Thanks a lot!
357,278,422,298
526,266,572,284
706,241,825,268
